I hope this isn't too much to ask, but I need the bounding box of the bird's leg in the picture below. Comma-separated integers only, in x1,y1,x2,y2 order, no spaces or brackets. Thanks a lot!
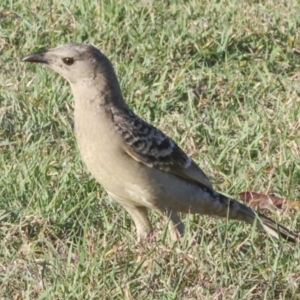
122,205,153,241
164,209,184,240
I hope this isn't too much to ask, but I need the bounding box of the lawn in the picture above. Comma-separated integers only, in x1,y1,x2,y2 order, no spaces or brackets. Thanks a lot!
1,0,300,299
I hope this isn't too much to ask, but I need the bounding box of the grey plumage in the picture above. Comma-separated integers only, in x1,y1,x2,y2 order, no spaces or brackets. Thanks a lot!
23,43,298,243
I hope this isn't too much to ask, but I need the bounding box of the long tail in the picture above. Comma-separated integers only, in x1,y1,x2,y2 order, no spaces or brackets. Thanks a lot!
256,213,298,243
216,192,299,243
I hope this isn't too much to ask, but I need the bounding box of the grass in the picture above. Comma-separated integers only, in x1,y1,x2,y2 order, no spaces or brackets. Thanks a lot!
1,0,300,298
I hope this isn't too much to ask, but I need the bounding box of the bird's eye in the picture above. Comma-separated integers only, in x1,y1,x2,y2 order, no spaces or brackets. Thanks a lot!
62,57,74,65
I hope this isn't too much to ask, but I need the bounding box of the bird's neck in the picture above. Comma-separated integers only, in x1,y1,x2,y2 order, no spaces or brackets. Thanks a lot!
70,76,128,114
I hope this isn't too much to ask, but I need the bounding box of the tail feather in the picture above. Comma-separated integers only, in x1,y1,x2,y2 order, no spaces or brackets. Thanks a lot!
258,213,298,243
217,192,299,243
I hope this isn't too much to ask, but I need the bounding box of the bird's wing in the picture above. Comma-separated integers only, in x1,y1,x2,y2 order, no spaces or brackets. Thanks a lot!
113,108,213,189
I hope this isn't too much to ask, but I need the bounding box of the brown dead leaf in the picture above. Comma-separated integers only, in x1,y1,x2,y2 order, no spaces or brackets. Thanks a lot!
239,191,299,211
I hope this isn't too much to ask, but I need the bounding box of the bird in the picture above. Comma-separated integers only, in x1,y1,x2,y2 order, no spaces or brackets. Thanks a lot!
22,42,298,243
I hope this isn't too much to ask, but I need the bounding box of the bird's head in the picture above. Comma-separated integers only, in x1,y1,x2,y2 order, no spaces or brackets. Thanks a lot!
23,43,125,107
23,43,114,85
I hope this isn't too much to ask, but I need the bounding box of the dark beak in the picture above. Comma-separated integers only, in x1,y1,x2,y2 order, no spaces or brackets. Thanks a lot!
22,50,50,64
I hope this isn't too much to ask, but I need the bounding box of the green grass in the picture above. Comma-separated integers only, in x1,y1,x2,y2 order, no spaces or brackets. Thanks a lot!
1,0,300,298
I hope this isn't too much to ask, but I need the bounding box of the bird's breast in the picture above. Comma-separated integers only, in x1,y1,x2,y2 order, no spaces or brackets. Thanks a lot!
73,107,155,202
